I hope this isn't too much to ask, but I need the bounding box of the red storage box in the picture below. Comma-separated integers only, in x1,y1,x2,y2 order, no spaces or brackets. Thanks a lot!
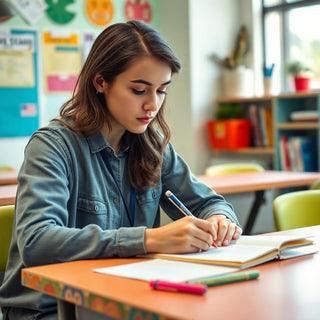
207,119,251,150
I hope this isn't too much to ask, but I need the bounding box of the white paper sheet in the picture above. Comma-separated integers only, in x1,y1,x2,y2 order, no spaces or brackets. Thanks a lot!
93,259,238,282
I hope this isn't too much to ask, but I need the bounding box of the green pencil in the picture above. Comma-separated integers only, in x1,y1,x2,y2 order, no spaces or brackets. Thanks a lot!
188,270,260,287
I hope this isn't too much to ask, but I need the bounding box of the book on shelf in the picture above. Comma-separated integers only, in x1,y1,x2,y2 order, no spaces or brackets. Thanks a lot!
279,136,318,172
262,107,273,147
249,104,263,147
145,234,316,269
279,136,291,171
248,104,273,148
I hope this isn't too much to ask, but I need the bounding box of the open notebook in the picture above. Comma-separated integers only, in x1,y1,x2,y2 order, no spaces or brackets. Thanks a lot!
145,234,317,269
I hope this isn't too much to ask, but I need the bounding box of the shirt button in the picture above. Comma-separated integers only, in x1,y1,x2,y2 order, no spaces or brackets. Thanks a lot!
113,198,118,204
152,192,156,199
94,205,99,211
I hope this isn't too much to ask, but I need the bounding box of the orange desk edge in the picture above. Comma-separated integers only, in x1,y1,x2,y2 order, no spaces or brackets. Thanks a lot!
21,225,320,320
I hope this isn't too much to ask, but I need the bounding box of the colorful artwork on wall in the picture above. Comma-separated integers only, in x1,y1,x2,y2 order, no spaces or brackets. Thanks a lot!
85,0,114,27
124,0,152,23
45,0,76,24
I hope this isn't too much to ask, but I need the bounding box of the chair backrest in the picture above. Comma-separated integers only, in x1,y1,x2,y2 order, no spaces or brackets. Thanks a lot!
310,178,320,190
273,190,320,231
0,205,14,272
205,162,264,176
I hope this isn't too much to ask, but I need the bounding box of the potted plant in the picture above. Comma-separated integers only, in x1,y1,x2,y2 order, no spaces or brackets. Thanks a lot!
211,25,254,98
286,60,312,92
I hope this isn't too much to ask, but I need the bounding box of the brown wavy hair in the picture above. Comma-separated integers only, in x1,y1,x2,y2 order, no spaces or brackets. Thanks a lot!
55,20,181,190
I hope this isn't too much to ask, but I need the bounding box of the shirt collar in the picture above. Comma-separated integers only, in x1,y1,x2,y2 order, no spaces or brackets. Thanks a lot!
86,131,131,155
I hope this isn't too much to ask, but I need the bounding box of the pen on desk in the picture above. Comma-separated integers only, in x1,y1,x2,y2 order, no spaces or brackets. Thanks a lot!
165,190,217,248
149,280,207,295
187,270,260,287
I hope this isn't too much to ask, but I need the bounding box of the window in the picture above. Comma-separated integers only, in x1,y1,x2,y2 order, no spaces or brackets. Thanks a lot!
263,0,320,92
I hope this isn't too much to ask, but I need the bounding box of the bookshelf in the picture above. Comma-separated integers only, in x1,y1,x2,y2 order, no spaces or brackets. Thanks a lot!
211,92,320,172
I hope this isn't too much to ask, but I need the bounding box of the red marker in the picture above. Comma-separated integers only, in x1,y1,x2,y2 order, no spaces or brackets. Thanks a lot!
149,280,207,295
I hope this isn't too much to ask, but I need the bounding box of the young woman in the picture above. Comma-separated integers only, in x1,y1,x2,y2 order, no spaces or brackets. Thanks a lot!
0,20,242,319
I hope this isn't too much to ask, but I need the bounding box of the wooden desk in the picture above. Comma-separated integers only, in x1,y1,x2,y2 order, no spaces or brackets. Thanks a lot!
197,170,320,234
21,226,320,320
0,169,18,185
0,184,17,206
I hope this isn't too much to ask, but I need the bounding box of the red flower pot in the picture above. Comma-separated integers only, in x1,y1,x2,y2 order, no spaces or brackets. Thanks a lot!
294,77,310,92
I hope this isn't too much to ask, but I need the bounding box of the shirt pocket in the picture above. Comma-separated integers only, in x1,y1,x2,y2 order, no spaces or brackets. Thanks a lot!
77,195,109,229
136,187,161,205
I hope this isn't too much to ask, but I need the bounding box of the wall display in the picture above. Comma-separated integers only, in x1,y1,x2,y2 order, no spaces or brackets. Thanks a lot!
45,0,76,24
0,29,39,137
0,32,35,87
11,0,48,25
42,31,81,93
124,0,152,23
85,0,114,27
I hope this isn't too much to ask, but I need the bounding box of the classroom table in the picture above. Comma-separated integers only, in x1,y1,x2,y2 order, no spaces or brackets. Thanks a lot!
0,184,17,206
197,170,320,234
21,225,320,320
0,169,18,185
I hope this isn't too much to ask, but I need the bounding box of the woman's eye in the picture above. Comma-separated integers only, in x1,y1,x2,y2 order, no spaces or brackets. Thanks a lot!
132,89,145,95
157,90,167,95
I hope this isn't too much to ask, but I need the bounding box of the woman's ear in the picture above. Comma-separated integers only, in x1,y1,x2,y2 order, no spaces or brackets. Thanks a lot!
92,73,108,93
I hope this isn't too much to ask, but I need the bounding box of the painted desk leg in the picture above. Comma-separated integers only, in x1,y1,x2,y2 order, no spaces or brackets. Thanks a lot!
57,300,76,320
243,190,265,235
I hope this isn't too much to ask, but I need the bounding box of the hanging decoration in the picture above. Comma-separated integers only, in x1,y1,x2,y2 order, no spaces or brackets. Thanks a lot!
45,0,76,24
124,0,152,23
85,0,114,27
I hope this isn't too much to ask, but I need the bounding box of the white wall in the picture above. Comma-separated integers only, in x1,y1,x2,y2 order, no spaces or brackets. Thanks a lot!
189,0,243,174
158,0,256,175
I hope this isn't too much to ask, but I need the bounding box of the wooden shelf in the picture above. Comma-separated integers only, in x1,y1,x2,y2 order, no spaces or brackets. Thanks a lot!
213,147,274,155
213,92,320,171
277,122,319,130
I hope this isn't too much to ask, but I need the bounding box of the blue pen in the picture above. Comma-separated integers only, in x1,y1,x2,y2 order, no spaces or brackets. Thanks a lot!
165,190,193,216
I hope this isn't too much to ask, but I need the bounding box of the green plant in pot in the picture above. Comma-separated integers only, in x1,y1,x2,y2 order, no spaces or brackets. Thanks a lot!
215,103,245,120
286,60,313,92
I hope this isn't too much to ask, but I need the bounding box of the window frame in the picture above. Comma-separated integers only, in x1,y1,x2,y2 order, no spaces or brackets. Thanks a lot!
262,0,320,91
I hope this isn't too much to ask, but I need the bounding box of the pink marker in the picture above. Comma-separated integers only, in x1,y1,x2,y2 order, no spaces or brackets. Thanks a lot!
149,280,207,295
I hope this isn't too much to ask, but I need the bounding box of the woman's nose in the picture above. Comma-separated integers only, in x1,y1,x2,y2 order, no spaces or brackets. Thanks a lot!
144,94,158,111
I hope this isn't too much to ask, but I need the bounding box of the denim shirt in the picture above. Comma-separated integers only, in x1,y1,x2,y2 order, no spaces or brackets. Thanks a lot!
0,120,239,313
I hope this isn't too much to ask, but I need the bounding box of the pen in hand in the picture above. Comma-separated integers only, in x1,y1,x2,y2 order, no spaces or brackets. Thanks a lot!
165,190,217,248
165,190,193,217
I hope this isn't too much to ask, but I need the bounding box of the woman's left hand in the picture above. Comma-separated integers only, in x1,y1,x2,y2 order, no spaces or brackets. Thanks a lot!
206,215,242,247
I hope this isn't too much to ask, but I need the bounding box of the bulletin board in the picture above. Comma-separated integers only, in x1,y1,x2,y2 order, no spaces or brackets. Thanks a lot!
0,29,39,137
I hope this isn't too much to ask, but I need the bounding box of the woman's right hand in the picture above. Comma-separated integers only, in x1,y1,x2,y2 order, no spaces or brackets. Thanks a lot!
144,216,215,254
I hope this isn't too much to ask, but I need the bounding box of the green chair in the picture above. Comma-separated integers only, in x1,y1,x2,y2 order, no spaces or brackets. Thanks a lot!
273,190,320,231
205,162,264,176
0,205,14,284
310,178,320,190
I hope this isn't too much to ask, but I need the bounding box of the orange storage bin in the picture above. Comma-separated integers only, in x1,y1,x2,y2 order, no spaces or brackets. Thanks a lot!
207,119,251,150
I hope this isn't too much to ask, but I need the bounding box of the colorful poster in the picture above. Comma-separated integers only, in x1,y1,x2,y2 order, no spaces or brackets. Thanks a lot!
0,32,35,87
0,29,39,137
42,31,81,93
